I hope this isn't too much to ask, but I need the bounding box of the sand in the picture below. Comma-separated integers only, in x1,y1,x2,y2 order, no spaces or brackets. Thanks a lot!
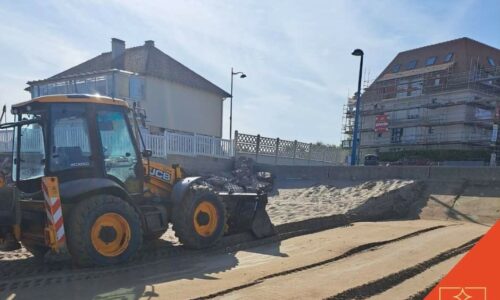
2,220,486,300
267,179,414,225
1,177,497,299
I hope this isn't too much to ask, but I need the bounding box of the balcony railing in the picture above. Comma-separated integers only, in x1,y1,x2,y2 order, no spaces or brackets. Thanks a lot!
29,69,144,103
368,132,491,146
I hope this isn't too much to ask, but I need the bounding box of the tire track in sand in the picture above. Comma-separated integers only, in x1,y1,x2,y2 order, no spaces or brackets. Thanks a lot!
324,237,480,300
192,225,448,300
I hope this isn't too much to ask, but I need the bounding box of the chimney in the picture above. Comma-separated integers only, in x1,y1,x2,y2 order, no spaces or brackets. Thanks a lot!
144,40,155,48
111,38,125,60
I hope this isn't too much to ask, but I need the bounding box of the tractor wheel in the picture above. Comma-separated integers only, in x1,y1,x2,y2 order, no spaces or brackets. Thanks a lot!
23,242,49,260
172,184,225,249
67,195,143,267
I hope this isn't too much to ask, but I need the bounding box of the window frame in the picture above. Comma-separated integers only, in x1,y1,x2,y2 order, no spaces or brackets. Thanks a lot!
487,57,496,67
48,103,94,173
96,108,139,161
444,52,454,62
95,106,142,190
425,56,437,66
13,116,46,182
406,60,418,70
391,128,404,144
391,64,401,73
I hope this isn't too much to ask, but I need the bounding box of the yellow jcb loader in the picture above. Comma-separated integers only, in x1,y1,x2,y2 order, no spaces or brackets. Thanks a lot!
0,95,274,266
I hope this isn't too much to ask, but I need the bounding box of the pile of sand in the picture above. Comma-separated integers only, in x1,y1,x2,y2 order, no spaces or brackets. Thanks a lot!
267,179,415,225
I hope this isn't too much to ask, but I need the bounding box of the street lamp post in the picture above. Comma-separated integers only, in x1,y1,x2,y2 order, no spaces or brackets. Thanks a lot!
350,49,364,166
229,67,246,141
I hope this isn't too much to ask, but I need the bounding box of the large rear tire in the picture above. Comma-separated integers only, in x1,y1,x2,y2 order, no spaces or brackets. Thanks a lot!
67,195,143,267
172,184,225,249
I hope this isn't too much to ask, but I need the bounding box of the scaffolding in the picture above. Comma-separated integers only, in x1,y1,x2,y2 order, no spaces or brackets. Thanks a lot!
341,63,500,155
361,64,500,103
341,95,356,149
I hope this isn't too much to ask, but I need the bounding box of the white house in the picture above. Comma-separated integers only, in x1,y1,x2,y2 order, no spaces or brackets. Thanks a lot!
26,38,230,137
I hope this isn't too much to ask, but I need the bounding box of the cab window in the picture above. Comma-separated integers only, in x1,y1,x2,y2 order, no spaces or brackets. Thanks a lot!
13,119,45,181
97,109,139,188
50,104,92,172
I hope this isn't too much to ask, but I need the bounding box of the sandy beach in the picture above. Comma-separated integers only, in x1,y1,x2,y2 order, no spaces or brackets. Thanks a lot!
267,179,415,225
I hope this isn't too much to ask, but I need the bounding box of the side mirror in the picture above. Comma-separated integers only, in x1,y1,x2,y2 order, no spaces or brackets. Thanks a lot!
142,150,153,158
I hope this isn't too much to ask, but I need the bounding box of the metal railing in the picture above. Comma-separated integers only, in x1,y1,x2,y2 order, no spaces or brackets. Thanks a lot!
369,132,491,146
234,131,348,165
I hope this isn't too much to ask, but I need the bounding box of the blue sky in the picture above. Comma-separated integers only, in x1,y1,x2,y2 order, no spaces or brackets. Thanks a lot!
1,0,499,144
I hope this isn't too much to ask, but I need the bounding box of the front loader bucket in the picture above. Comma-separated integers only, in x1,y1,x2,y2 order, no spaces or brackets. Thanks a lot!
219,192,276,238
250,198,275,238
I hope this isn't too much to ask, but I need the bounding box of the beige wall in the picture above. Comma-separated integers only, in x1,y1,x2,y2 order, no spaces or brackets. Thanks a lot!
141,76,224,137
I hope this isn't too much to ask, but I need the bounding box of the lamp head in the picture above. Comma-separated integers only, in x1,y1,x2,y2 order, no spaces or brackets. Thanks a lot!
240,74,247,79
352,49,364,56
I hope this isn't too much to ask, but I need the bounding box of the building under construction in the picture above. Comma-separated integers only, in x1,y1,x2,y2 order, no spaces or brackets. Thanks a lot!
342,37,500,163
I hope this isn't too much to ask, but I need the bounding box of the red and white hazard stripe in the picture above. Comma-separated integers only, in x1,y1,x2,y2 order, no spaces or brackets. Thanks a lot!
42,178,66,245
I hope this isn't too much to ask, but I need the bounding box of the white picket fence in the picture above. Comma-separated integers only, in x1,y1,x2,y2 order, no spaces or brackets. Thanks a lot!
143,132,234,158
0,129,234,159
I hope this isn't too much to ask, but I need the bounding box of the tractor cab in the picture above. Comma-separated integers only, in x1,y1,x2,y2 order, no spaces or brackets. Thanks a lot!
6,95,145,196
0,95,152,255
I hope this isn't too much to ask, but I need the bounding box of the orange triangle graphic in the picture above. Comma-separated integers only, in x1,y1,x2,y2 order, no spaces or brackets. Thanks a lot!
425,221,500,300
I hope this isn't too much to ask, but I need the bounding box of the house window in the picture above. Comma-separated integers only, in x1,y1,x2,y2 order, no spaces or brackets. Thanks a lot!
129,76,145,101
487,57,496,67
397,79,409,98
425,56,437,66
428,127,434,134
444,52,454,62
407,108,419,119
409,78,423,96
434,75,441,87
406,60,418,70
377,133,383,138
95,76,108,95
392,64,401,73
391,128,403,143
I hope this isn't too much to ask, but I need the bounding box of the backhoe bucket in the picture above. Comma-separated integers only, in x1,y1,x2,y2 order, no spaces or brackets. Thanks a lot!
219,192,275,238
